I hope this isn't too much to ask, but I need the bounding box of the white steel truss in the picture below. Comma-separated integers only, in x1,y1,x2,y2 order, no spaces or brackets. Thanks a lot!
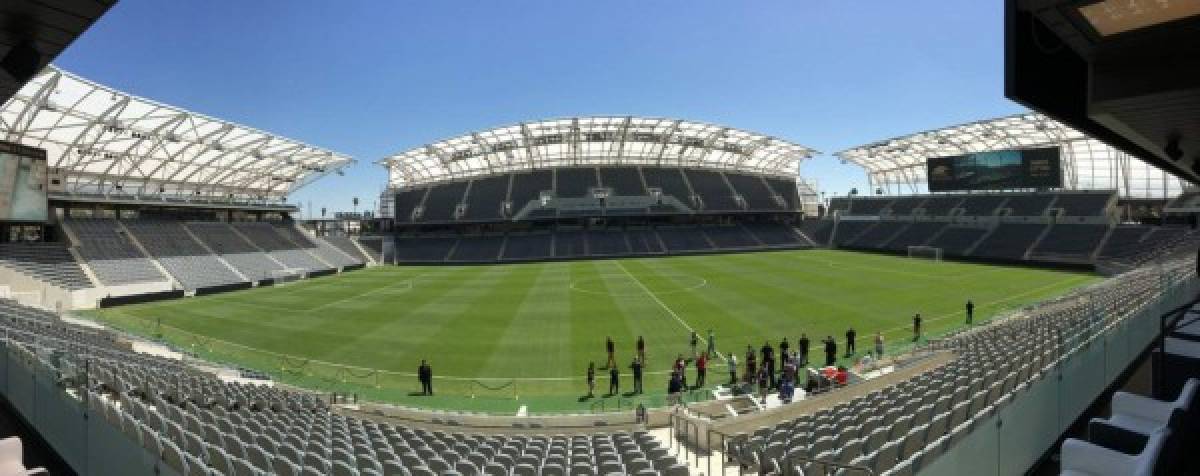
0,65,353,201
379,116,818,187
835,113,1186,199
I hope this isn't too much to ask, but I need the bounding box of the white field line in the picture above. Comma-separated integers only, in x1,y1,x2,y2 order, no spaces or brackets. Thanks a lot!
613,260,728,364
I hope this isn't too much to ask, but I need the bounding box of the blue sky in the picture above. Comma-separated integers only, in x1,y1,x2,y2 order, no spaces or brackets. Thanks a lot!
55,0,1024,217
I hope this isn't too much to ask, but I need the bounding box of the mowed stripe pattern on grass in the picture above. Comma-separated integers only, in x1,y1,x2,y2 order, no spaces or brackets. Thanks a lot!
93,250,1098,387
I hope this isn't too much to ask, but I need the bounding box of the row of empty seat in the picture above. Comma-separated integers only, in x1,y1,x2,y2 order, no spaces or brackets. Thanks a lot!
393,223,811,263
0,298,691,476
828,191,1114,218
394,167,799,223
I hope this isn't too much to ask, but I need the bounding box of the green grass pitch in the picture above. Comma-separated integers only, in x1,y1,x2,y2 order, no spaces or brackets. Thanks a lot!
86,249,1100,413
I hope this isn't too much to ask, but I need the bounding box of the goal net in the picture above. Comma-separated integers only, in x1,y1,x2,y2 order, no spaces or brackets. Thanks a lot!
907,246,943,261
270,268,306,285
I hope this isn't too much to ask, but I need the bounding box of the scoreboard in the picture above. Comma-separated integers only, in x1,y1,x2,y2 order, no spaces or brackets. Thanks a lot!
0,140,49,222
927,147,1062,192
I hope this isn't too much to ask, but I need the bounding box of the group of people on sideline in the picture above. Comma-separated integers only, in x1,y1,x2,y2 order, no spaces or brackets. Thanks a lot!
416,300,979,399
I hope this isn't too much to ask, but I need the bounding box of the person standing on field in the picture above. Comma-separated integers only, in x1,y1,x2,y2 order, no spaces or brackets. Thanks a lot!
798,333,810,366
630,358,644,394
707,329,716,358
874,332,885,359
779,337,790,370
845,327,857,356
418,360,433,396
913,314,922,342
608,364,619,396
728,352,738,385
606,336,616,369
824,336,837,367
966,300,975,325
745,346,757,384
586,362,596,397
695,352,707,388
690,330,699,356
636,335,646,363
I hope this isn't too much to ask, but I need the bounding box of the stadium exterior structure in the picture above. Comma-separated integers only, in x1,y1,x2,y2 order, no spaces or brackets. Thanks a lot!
0,66,369,310
374,117,824,263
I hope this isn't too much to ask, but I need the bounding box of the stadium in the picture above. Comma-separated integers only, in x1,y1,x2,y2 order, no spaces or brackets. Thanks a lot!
0,1,1199,476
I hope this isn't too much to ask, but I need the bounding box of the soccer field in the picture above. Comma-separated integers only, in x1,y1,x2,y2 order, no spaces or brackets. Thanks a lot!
87,249,1100,413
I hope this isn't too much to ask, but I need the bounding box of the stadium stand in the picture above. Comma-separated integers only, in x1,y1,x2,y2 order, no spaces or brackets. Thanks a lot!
311,238,363,268
554,230,589,257
0,242,92,290
1051,191,1114,216
626,229,666,254
765,178,798,210
555,167,600,198
393,187,428,223
884,196,925,216
587,229,633,256
881,222,945,252
598,167,646,196
684,169,739,211
448,235,505,262
462,175,510,221
723,261,1192,476
831,221,875,247
927,226,988,257
500,232,553,261
744,223,808,247
186,222,286,281
726,173,783,210
419,182,469,222
1096,226,1155,259
847,221,907,248
969,223,1046,260
66,218,168,286
232,222,330,273
1029,224,1108,261
508,170,555,213
919,195,964,216
641,167,695,207
657,226,714,252
124,220,246,290
703,225,759,249
797,219,833,246
394,236,457,262
324,235,371,264
1002,194,1054,216
957,195,1007,216
846,198,892,216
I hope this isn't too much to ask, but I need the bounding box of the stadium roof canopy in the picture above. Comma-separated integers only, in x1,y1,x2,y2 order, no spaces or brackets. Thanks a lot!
0,65,353,200
836,112,1187,199
380,116,818,188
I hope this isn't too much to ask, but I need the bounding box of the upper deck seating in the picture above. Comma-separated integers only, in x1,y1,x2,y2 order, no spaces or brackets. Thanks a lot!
684,169,740,211
641,167,694,206
1003,194,1054,216
555,168,599,198
462,175,510,221
765,178,799,210
920,196,964,216
885,197,925,216
1052,192,1113,216
0,243,91,290
847,198,891,216
508,170,554,213
419,181,469,222
393,187,427,223
958,195,1007,216
726,173,783,210
599,167,645,196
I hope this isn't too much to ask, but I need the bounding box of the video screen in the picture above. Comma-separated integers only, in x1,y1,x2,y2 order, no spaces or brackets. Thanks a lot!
927,147,1061,192
0,141,49,222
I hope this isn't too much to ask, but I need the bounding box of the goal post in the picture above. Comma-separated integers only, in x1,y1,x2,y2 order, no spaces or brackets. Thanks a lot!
907,245,943,262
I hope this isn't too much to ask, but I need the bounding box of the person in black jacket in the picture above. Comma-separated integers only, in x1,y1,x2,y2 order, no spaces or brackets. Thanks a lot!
779,337,790,370
761,341,776,389
608,365,620,396
845,327,857,357
966,300,975,325
798,333,810,366
824,336,837,367
630,358,644,394
418,360,433,396
606,336,616,369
